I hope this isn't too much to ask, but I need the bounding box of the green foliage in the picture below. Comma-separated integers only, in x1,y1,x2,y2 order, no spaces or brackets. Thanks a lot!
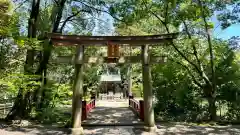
150,41,240,122
132,82,143,97
152,61,201,121
0,0,12,36
114,0,240,122
0,74,41,104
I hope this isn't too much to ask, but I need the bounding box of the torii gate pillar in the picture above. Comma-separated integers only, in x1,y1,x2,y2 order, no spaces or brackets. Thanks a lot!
72,46,84,135
142,45,156,132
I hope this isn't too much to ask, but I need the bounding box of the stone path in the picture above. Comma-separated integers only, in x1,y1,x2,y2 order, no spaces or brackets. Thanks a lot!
82,99,142,126
83,124,240,135
2,121,240,135
1,100,240,134
82,100,240,135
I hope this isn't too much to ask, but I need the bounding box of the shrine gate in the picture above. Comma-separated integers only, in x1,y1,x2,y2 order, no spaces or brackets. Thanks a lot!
47,33,178,135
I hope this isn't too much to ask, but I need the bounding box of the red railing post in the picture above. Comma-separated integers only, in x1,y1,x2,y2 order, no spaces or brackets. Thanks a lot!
91,96,96,108
139,100,144,121
89,101,91,110
82,101,87,120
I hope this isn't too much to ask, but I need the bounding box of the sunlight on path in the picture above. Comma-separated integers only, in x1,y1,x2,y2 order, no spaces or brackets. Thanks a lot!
82,99,142,125
83,124,240,135
1,122,240,135
84,126,135,135
95,99,129,107
1,100,240,135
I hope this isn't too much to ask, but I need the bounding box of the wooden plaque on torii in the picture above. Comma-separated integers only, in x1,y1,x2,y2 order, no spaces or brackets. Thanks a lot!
107,41,120,63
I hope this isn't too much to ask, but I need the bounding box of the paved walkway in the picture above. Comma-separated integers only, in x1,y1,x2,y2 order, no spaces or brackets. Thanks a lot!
82,99,142,126
82,100,240,134
2,122,240,135
1,100,240,134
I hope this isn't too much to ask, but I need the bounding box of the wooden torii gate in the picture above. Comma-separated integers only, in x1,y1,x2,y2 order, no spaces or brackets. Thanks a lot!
47,33,178,134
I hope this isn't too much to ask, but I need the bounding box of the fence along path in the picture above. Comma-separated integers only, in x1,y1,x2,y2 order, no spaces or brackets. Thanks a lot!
82,99,143,126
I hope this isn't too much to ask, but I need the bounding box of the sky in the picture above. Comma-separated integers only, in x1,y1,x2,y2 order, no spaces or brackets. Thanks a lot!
211,4,240,40
211,14,240,40
213,24,240,40
93,12,240,40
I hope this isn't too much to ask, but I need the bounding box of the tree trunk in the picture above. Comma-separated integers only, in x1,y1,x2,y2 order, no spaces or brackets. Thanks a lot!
35,0,67,109
198,0,217,121
6,89,23,120
6,0,41,120
204,85,217,121
36,0,67,75
207,96,217,121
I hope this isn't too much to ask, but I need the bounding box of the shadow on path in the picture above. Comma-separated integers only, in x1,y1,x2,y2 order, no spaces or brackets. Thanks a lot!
0,123,70,135
2,121,240,134
82,106,143,126
2,100,240,134
132,122,240,135
82,100,143,126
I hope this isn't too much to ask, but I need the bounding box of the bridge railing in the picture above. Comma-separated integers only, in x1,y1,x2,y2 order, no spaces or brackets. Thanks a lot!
82,96,96,120
129,97,144,121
